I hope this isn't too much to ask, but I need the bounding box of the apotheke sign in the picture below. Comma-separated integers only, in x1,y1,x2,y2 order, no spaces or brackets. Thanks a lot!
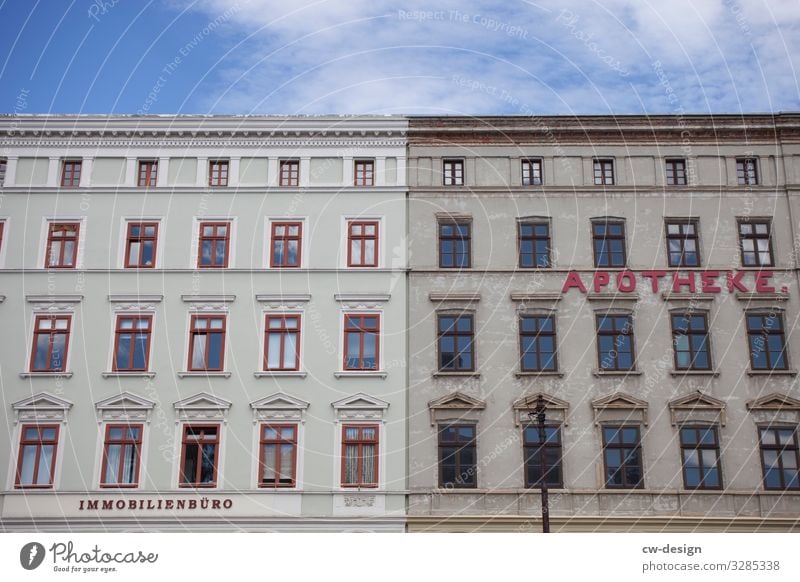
560,269,786,295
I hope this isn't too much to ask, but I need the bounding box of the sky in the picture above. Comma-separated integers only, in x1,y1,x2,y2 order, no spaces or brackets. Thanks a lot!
0,0,798,115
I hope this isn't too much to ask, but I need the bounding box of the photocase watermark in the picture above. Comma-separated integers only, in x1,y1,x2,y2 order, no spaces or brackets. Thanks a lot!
87,0,121,22
724,0,753,38
397,9,530,39
556,9,630,77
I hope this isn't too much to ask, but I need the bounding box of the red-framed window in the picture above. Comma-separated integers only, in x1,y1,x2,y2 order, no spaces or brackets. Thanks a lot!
138,160,158,187
341,425,378,487
343,314,379,370
179,425,219,487
736,158,759,185
15,424,59,488
208,160,229,187
197,221,231,268
279,160,299,186
264,315,300,371
124,222,158,268
347,220,378,267
46,222,80,268
521,158,543,185
100,424,143,488
30,314,71,372
61,160,82,187
270,221,302,268
188,314,226,371
443,159,464,185
354,159,374,186
593,159,614,185
666,159,687,186
113,314,153,371
259,424,297,487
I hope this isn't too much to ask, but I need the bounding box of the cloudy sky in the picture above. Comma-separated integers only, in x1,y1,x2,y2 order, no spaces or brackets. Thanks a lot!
0,0,798,115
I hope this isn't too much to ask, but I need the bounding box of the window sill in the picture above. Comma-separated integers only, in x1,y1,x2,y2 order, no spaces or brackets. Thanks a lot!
747,369,798,377
432,371,481,378
515,371,564,378
669,370,719,377
334,371,387,379
177,372,231,378
592,369,642,377
254,371,307,378
19,372,73,378
102,371,156,378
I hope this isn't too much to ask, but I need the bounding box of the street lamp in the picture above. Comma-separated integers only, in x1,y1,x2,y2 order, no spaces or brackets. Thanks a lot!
528,394,550,533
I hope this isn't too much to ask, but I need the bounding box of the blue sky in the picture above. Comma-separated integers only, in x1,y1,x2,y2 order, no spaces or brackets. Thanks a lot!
1,0,798,115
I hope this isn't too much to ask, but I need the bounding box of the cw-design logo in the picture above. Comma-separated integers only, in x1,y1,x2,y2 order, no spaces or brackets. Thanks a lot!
20,542,46,570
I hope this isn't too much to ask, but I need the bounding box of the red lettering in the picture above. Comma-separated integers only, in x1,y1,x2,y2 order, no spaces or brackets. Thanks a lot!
116,500,126,510
102,500,114,510
700,271,721,293
561,271,587,293
86,500,98,510
617,270,637,292
727,270,748,292
593,271,610,292
129,500,137,510
641,270,667,292
755,271,775,293
672,272,696,293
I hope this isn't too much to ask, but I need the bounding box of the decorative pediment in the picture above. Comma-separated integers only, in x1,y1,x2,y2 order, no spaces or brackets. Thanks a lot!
95,391,156,423
250,393,310,424
331,393,389,421
173,392,232,423
108,294,163,312
256,294,312,310
513,393,570,426
592,392,648,426
180,295,235,312
12,392,73,423
334,294,390,309
428,392,486,425
26,294,82,312
668,391,726,426
747,393,800,411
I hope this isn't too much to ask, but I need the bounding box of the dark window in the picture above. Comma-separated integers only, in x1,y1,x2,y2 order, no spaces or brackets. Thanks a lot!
259,424,297,487
671,313,711,371
736,158,758,185
208,160,229,187
680,426,722,489
520,315,557,372
30,314,71,372
341,425,379,487
15,424,59,488
347,220,378,267
270,221,302,268
592,221,626,267
524,425,562,488
188,314,226,371
739,221,773,267
179,425,219,487
746,313,788,370
101,424,143,487
124,222,158,268
46,222,80,268
264,315,300,371
61,160,82,187
439,221,471,268
0,221,4,254
113,315,153,372
197,221,230,268
665,220,699,267
438,424,476,488
593,159,614,185
521,158,543,186
602,425,643,489
759,427,800,490
138,160,158,187
596,314,634,371
438,314,474,372
279,160,299,186
518,222,551,268
443,159,464,186
354,160,374,186
343,314,379,370
0,158,7,186
665,159,687,186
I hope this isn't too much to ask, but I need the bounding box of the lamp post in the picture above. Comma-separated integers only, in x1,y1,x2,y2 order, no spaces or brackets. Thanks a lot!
529,394,550,533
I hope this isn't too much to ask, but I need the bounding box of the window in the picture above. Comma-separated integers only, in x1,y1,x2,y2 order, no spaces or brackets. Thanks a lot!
259,424,297,487
592,220,626,267
270,221,302,268
197,221,231,268
0,221,4,254
443,159,464,186
188,314,226,371
124,222,158,268
665,159,687,186
759,427,800,490
341,425,379,487
518,221,551,268
30,314,71,373
602,426,643,489
521,158,543,186
524,425,562,488
100,424,143,487
264,315,300,371
665,220,700,267
0,158,6,186
137,160,158,187
15,425,59,488
208,160,229,187
746,313,788,370
113,315,153,372
279,160,299,186
438,424,476,488
596,314,634,371
46,222,80,268
593,159,614,185
343,314,379,370
520,314,557,372
739,220,773,267
680,426,721,489
671,313,711,371
61,160,82,187
347,220,378,267
736,158,758,185
438,314,474,372
179,425,219,487
354,159,374,186
439,221,471,268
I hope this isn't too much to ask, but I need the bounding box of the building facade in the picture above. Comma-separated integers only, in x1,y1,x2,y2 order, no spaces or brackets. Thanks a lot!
0,115,408,531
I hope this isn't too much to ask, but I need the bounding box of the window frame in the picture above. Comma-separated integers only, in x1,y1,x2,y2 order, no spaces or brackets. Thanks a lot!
269,221,303,268
519,313,558,372
738,219,774,267
197,221,231,268
523,424,563,488
438,219,472,269
593,158,615,185
442,158,465,186
178,424,220,488
187,314,227,372
518,220,552,268
670,312,712,371
601,424,644,489
99,423,144,488
665,158,687,186
45,222,81,269
438,424,477,489
14,424,60,489
264,314,301,371
746,312,789,371
596,313,635,372
342,313,380,371
279,159,300,187
592,219,627,268
123,221,159,269
353,159,375,187
759,426,800,490
679,425,722,490
258,423,298,488
61,159,82,187
208,160,229,187
137,160,158,187
112,314,153,372
736,157,759,185
346,220,379,268
340,424,380,488
437,313,475,372
665,219,700,267
521,158,543,186
29,314,72,373
0,157,6,187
